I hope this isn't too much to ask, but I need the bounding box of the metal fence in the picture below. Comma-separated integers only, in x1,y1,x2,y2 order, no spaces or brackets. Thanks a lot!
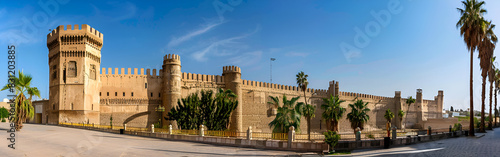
59,123,449,141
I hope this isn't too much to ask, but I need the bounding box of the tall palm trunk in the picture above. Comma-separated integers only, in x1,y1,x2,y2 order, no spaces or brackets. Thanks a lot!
332,120,338,132
307,117,311,141
489,82,493,130
470,50,475,136
495,86,498,127
304,90,310,141
481,76,486,132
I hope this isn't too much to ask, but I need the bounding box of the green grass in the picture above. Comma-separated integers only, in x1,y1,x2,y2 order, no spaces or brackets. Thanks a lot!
457,116,469,122
325,150,351,155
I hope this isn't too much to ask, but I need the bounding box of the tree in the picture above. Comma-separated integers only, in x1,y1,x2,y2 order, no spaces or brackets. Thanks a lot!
302,104,315,141
296,71,311,135
1,71,41,131
398,109,405,127
346,99,371,133
404,96,415,130
384,109,394,137
323,130,340,154
384,109,395,123
451,106,454,112
268,95,304,133
166,89,238,131
321,95,346,132
0,107,9,122
483,22,497,130
456,0,487,136
495,68,500,126
213,89,239,130
487,57,496,130
478,20,495,132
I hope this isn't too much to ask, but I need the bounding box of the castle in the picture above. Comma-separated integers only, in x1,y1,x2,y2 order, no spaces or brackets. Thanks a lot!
35,24,444,133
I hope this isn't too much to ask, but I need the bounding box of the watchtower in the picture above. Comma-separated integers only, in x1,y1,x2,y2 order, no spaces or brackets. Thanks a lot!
162,54,182,128
46,24,103,124
222,66,243,131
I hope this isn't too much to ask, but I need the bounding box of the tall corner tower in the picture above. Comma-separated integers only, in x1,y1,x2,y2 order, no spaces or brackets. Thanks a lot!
46,24,102,124
162,54,181,128
222,66,243,131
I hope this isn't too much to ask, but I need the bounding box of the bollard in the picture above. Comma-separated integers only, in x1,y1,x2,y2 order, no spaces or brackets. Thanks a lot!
151,124,155,133
427,126,432,135
449,125,452,134
247,126,252,140
355,127,361,141
458,125,463,136
124,124,127,130
392,127,397,140
169,124,173,135
200,125,205,137
288,126,295,148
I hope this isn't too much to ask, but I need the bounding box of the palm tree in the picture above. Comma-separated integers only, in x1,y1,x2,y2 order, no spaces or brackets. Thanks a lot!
479,20,497,132
268,95,304,133
457,0,487,136
398,109,405,128
296,71,312,137
1,71,40,131
321,95,346,132
488,57,497,130
384,109,395,123
302,104,315,141
495,68,500,126
346,99,371,133
384,109,395,137
404,96,415,130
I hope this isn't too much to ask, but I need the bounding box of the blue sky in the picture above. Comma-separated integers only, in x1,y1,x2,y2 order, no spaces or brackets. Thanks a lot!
1,0,499,111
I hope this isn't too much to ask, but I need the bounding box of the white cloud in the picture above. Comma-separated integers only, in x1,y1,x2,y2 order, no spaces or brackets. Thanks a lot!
228,51,263,66
285,52,310,57
191,26,260,61
167,21,224,49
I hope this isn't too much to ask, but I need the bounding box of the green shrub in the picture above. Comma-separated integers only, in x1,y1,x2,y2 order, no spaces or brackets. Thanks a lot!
452,123,462,132
367,133,375,139
323,130,340,153
1,118,5,122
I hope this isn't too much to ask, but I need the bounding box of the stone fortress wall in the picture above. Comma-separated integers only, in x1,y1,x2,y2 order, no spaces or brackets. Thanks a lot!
41,24,444,133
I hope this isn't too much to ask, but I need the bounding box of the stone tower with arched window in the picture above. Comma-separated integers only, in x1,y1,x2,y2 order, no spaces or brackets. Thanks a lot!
46,24,102,124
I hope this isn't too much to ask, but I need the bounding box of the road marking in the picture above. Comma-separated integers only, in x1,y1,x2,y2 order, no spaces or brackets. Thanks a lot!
357,148,445,157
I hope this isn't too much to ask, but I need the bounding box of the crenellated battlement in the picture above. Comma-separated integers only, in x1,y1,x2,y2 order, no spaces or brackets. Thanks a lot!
163,54,181,65
222,66,241,73
240,79,328,95
100,67,163,77
47,24,103,43
182,72,224,83
339,91,391,100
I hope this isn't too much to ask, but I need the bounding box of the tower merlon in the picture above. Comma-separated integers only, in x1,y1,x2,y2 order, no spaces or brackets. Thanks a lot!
163,54,181,65
222,66,241,73
47,24,104,44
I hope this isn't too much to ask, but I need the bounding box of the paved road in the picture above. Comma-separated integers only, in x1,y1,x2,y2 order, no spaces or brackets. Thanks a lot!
0,123,306,157
339,129,500,157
